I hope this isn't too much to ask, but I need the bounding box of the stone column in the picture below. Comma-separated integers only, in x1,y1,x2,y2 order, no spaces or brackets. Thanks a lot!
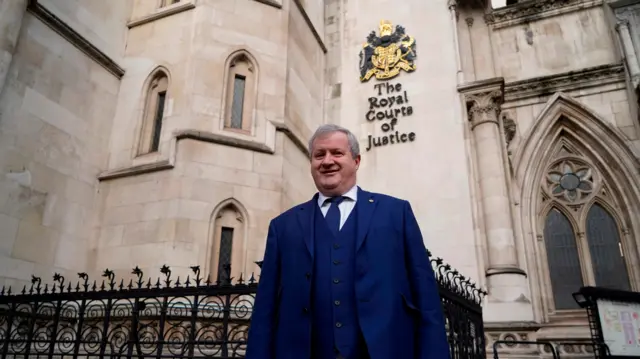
616,19,640,87
459,78,531,321
447,0,464,84
0,0,29,97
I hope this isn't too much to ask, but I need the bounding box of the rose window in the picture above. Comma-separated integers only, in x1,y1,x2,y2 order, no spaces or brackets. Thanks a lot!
546,160,594,202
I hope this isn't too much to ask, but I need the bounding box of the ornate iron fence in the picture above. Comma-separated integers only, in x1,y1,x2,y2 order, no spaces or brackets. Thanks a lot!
431,251,487,359
0,252,486,359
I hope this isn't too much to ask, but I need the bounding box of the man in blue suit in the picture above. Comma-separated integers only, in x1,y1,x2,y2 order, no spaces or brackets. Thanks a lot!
245,124,450,359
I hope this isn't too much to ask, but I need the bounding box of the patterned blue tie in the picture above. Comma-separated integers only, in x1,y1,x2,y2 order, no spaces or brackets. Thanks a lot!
325,196,346,236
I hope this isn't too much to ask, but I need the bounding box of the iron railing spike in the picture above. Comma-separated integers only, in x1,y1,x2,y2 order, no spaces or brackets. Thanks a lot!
190,265,201,283
0,260,486,359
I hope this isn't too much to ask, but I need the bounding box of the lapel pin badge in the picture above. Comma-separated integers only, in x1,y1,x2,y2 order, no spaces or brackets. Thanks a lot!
369,199,374,203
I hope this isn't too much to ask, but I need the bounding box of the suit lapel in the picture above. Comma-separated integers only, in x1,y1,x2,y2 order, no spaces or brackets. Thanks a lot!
356,187,378,252
297,194,318,259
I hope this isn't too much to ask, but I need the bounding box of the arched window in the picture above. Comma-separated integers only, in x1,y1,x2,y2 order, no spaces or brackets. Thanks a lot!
210,203,245,283
223,51,257,133
541,155,631,312
138,70,169,155
586,204,630,291
543,208,583,310
514,94,640,321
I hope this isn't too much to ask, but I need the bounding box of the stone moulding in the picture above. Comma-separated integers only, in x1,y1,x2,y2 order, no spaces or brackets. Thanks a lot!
254,0,283,9
27,0,125,79
292,0,328,53
97,124,309,181
127,1,196,29
504,63,625,102
97,159,174,181
484,325,599,357
485,0,603,30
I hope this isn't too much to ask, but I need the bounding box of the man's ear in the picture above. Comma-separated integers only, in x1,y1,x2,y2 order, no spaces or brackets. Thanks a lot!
354,155,361,170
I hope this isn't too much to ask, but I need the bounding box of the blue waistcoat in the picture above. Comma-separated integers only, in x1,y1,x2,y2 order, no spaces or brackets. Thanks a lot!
311,203,366,359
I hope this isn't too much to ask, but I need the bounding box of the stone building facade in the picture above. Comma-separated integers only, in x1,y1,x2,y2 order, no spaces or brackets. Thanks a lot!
0,0,638,357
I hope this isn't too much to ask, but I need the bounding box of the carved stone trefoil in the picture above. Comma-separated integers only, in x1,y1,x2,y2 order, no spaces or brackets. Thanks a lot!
545,158,596,204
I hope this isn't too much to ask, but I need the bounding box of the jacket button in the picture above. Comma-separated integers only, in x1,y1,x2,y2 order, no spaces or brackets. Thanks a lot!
303,307,309,313
305,272,311,280
334,300,341,306
336,322,342,328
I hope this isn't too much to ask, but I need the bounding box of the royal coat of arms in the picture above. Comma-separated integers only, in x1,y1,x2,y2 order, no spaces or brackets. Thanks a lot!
359,20,417,82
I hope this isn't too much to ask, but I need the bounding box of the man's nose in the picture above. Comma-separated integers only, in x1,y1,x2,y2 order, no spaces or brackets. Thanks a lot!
320,154,335,165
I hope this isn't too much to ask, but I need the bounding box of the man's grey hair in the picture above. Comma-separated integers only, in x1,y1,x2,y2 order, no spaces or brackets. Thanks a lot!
308,124,360,158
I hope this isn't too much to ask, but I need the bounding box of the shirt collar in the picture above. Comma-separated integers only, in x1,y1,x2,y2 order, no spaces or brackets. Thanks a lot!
317,185,358,207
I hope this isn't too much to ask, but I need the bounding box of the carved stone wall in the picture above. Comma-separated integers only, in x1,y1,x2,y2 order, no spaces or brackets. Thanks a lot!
613,0,640,57
486,326,599,359
458,0,640,349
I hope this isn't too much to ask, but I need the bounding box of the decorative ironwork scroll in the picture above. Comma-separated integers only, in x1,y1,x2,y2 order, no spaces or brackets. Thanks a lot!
429,250,488,359
0,252,486,359
0,265,257,359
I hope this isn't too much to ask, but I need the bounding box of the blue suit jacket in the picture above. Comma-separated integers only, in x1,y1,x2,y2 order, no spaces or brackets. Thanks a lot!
245,188,450,359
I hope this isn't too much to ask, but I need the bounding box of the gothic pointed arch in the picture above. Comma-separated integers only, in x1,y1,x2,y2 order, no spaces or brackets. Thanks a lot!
514,93,640,321
513,92,639,183
540,206,584,310
137,66,171,155
207,198,250,284
220,49,259,134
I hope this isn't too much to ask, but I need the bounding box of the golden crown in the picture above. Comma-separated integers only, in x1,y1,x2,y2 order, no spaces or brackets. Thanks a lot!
379,19,393,37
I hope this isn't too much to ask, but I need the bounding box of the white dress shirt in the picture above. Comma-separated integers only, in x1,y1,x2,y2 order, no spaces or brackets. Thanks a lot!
316,185,358,230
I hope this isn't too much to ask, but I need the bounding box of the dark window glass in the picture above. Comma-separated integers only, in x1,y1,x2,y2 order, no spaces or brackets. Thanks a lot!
230,75,246,129
217,227,234,284
544,209,584,310
151,91,166,152
586,204,631,291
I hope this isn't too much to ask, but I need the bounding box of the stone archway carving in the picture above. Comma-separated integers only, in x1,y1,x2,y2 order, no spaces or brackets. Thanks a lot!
206,198,250,282
513,92,640,321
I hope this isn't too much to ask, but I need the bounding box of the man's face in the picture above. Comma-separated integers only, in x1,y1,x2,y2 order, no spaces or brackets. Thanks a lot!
310,131,360,196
